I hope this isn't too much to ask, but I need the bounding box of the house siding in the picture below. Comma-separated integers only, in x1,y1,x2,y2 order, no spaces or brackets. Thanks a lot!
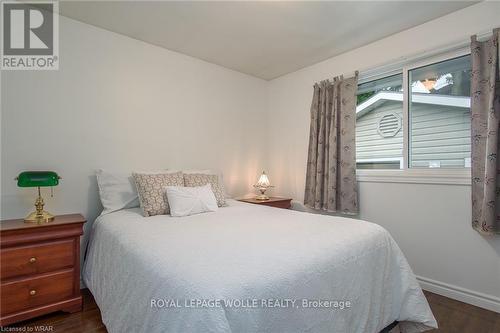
355,100,471,168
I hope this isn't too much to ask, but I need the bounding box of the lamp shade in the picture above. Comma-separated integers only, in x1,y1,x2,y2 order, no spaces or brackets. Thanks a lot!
256,172,270,188
17,171,60,187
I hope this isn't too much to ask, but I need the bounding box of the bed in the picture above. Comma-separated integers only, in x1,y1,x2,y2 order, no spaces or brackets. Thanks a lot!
83,199,437,333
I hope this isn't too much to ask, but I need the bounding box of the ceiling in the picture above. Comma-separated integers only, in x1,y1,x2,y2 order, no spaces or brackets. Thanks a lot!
60,1,477,80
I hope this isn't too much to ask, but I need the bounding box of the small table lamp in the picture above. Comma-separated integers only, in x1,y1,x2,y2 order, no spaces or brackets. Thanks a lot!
16,171,60,223
253,171,273,201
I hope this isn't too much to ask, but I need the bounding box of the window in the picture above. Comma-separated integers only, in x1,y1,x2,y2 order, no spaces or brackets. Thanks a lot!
356,52,471,173
356,74,403,169
409,55,471,168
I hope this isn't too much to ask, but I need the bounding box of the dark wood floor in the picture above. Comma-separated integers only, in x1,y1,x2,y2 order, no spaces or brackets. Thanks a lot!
423,291,500,333
3,289,500,332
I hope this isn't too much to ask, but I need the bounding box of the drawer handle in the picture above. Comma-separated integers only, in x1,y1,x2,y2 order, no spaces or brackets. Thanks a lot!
29,257,37,263
29,290,36,296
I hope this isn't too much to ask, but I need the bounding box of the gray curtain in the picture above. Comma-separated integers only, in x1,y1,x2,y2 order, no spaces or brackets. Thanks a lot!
471,29,500,235
304,75,358,214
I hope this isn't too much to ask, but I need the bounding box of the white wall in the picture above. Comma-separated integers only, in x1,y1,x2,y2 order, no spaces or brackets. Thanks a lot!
1,1,499,313
266,2,500,311
1,16,268,243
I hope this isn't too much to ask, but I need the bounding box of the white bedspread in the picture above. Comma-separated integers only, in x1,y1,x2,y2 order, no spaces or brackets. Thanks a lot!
83,200,437,333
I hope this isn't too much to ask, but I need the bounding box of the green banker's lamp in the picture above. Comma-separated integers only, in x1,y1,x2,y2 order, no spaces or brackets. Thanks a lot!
16,171,60,223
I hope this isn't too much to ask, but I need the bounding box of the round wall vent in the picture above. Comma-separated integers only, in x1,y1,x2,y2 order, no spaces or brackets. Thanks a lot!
377,113,401,138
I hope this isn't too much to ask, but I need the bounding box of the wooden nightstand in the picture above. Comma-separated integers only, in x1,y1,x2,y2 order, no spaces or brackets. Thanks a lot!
238,197,292,209
0,214,86,326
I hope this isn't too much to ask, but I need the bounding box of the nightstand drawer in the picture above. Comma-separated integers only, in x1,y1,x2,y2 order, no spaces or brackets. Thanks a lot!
1,240,74,280
1,269,74,316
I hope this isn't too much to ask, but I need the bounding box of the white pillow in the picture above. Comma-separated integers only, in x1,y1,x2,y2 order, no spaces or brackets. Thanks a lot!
166,184,218,217
96,169,171,215
96,169,140,215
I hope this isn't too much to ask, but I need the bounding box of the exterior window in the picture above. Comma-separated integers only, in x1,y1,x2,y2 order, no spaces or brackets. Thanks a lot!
356,52,471,172
356,74,403,169
409,55,471,168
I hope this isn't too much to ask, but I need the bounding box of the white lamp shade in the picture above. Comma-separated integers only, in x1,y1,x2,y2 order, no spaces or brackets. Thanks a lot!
256,172,270,187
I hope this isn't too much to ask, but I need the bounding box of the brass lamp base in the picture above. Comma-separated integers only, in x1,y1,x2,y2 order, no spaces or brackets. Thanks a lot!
24,210,55,223
255,194,270,201
24,188,54,223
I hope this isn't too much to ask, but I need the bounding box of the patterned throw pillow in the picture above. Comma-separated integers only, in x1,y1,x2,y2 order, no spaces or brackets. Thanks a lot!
133,172,184,216
183,173,226,207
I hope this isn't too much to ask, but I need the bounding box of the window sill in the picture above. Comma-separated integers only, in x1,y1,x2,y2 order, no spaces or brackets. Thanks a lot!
356,169,471,185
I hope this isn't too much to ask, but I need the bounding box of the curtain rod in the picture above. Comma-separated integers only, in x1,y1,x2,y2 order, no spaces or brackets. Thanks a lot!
320,70,359,83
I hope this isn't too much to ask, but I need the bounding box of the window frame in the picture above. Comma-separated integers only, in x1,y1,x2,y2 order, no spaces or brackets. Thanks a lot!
356,47,471,185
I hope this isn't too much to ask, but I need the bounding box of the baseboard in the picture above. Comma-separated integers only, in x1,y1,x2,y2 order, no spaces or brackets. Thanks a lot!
417,275,500,313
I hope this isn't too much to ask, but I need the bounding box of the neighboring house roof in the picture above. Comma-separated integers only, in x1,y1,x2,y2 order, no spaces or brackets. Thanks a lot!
356,91,470,118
